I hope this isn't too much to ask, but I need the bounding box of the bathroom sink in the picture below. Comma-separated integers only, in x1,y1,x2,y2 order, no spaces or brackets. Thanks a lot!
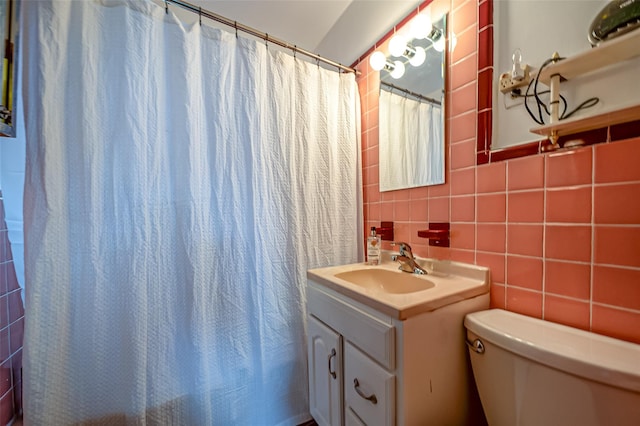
335,269,435,294
308,256,490,319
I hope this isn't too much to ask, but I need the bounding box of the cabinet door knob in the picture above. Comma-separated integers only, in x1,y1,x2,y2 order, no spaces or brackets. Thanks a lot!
328,348,337,379
353,378,378,405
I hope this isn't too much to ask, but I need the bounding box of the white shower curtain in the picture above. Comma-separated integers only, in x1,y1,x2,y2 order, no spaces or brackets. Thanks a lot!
21,1,362,424
379,89,443,190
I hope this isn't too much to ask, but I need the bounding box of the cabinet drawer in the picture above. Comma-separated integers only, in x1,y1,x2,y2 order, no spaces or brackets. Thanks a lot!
345,407,366,426
344,341,395,426
308,284,395,369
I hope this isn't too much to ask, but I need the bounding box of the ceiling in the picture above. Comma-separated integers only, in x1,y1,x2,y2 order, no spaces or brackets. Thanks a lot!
167,0,422,67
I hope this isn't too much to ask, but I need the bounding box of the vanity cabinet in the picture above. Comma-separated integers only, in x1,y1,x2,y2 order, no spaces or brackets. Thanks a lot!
306,277,489,425
307,281,395,425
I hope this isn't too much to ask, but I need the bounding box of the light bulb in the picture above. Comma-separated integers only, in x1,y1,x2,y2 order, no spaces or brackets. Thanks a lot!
433,36,446,52
389,35,407,57
410,13,433,40
369,51,387,71
409,46,426,67
449,33,458,52
390,60,405,79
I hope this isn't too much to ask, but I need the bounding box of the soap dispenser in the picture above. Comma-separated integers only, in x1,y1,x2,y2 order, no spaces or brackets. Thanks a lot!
367,226,381,265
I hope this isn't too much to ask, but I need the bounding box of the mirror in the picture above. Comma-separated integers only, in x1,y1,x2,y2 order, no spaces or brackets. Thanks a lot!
378,14,446,191
0,0,18,137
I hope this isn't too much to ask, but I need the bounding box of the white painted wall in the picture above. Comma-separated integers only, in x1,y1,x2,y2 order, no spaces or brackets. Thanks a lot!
492,0,640,149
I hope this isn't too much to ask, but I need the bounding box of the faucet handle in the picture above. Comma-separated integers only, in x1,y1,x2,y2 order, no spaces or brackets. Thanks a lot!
391,241,412,256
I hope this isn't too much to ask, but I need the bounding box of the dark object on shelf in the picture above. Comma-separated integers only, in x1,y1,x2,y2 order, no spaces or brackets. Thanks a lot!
589,0,640,46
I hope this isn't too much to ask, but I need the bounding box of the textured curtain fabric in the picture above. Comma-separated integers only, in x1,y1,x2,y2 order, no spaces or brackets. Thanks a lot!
22,1,362,424
379,89,443,191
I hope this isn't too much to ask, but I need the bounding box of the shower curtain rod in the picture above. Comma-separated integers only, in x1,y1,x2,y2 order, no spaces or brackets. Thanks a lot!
165,0,358,74
381,81,442,106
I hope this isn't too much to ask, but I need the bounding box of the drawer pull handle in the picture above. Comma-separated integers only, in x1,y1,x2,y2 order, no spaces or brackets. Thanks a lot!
328,348,337,379
353,378,377,405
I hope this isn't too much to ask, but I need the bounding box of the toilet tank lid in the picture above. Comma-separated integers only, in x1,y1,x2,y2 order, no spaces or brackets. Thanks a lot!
464,309,640,393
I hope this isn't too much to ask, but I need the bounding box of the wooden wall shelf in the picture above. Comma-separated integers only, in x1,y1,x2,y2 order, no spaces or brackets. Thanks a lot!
531,29,640,142
530,103,640,139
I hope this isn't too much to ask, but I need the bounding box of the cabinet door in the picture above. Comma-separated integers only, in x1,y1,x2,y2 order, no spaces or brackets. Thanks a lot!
308,315,343,426
344,341,395,426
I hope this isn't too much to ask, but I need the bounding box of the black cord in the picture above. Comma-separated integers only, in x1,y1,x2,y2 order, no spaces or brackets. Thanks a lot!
521,55,600,125
533,58,556,120
524,57,557,125
561,97,600,120
518,88,568,123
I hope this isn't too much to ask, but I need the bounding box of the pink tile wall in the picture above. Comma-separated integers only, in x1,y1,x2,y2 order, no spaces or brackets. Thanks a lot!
356,0,640,344
0,193,23,424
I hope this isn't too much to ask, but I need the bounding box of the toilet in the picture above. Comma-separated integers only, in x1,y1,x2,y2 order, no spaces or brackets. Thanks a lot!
464,309,640,426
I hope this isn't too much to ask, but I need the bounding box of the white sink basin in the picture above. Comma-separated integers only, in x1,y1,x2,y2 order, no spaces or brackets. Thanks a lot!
308,256,490,319
335,269,435,294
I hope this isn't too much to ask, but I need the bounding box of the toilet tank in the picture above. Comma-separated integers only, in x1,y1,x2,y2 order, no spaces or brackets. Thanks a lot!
464,309,640,426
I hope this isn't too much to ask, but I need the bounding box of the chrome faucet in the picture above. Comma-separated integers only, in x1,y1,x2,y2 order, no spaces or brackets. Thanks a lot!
390,242,427,275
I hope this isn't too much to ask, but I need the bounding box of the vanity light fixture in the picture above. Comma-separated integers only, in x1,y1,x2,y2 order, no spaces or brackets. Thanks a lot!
392,40,427,67
407,45,426,66
449,32,458,52
389,35,426,67
389,34,409,57
427,27,445,52
369,10,442,77
389,60,406,79
369,51,387,71
410,12,433,40
370,55,406,79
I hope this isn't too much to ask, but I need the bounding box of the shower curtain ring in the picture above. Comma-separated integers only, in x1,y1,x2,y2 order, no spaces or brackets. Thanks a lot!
265,34,269,50
164,0,168,14
234,21,238,38
199,6,202,26
293,46,297,59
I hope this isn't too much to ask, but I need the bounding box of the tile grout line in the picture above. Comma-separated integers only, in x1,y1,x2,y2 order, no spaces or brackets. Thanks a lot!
590,145,596,332
541,154,548,320
504,160,509,309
